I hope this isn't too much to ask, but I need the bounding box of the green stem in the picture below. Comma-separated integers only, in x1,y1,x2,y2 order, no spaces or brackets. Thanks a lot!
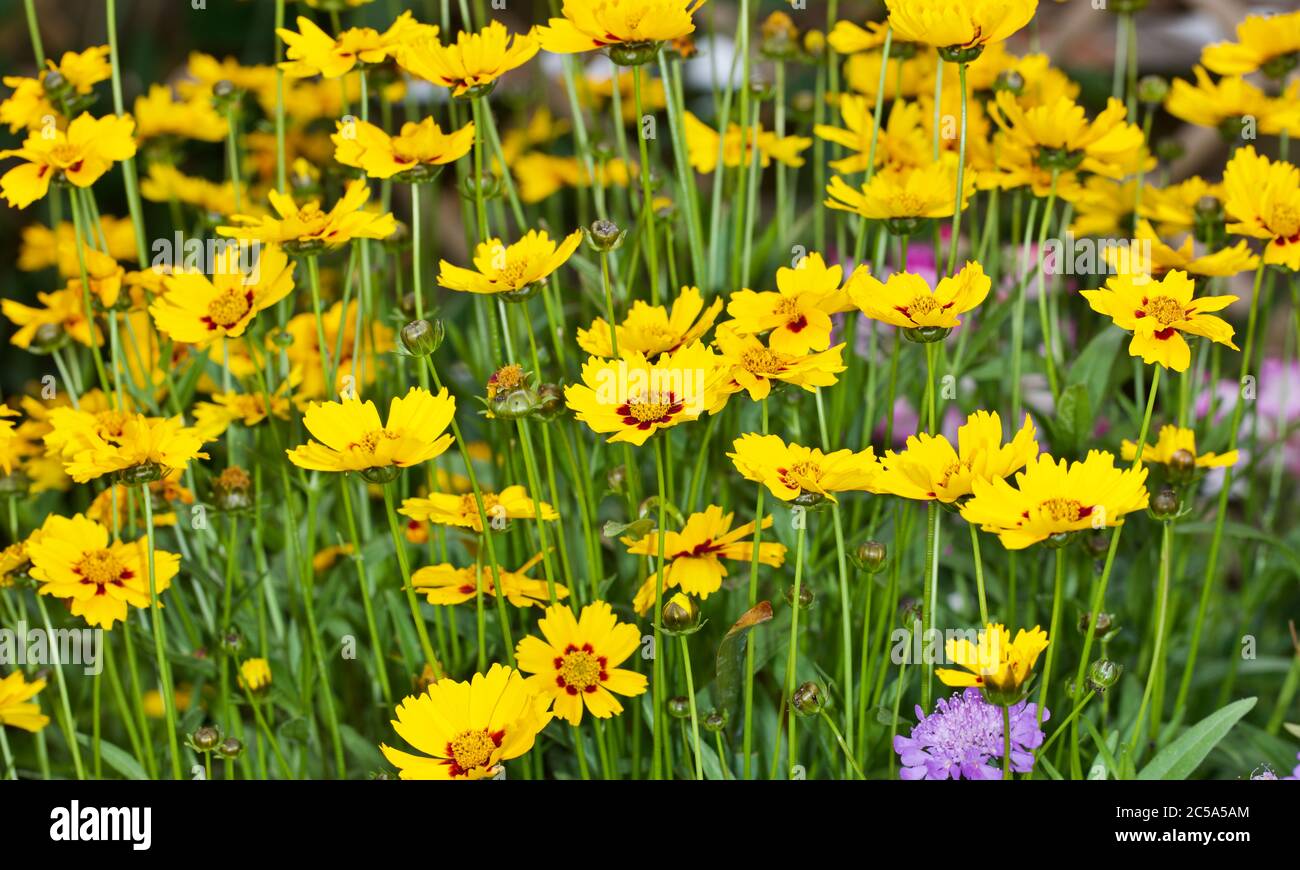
783,518,807,778
679,635,703,780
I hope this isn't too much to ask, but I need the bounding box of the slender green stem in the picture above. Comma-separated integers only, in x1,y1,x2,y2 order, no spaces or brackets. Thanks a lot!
383,481,441,677
741,398,768,779
1129,519,1172,754
1002,703,1013,780
679,635,703,780
969,523,988,626
818,709,865,779
141,493,181,780
783,518,807,778
946,61,968,277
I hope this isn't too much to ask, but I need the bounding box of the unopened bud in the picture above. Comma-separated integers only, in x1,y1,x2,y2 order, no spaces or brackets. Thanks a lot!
1137,75,1169,105
585,218,626,253
792,681,824,716
784,584,815,609
400,318,443,357
1086,659,1123,694
662,592,701,634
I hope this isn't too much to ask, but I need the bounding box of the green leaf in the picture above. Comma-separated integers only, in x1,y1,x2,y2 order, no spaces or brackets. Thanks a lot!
1052,382,1093,455
77,735,148,781
1068,327,1125,413
1137,697,1257,780
714,602,774,716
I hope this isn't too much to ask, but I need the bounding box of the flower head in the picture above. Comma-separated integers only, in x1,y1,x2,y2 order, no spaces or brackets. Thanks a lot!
217,180,396,253
1166,67,1300,137
412,553,568,608
729,433,879,503
0,113,137,209
399,485,558,532
624,505,787,614
278,12,434,79
884,0,1038,56
238,658,272,692
437,229,582,298
578,285,722,359
381,663,551,779
825,156,975,225
286,387,455,475
683,111,811,173
1120,424,1238,471
398,21,537,98
537,0,707,63
150,244,295,346
959,451,1149,549
712,325,846,405
850,261,991,333
332,116,474,180
877,411,1038,503
1201,11,1300,78
895,688,1047,779
133,84,228,143
53,412,208,484
1081,270,1238,371
1222,147,1300,271
0,670,50,733
724,252,861,355
515,601,647,725
938,622,1049,702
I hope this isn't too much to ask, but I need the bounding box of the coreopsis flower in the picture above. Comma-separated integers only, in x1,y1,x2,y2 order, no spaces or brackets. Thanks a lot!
1222,147,1300,271
711,325,846,405
959,451,1149,549
825,156,975,229
411,553,568,608
1067,176,1141,238
286,387,455,476
237,658,272,692
577,285,722,359
1104,220,1259,279
876,411,1038,503
278,12,434,79
895,688,1047,780
2,287,99,349
1165,67,1300,138
399,485,558,532
398,21,538,98
0,670,50,733
1120,424,1238,472
850,261,991,336
141,163,247,216
1080,270,1239,372
623,505,786,615
724,252,861,355
381,663,551,779
313,544,354,574
0,76,56,134
28,513,180,629
1139,176,1222,236
683,111,811,173
1201,10,1300,78
827,19,892,55
150,244,295,347
19,216,137,277
884,0,1038,59
536,0,706,65
192,388,292,439
515,601,647,725
728,434,879,503
0,113,137,209
0,46,111,132
217,180,396,254
937,623,1048,702
564,342,724,446
437,229,582,298
133,84,228,143
331,116,474,180
815,97,930,174
58,413,208,484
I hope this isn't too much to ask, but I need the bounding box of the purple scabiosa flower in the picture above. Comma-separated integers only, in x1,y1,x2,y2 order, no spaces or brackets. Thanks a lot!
894,688,1048,780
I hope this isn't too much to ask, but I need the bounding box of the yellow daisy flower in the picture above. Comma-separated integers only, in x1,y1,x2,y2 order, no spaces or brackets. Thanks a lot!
515,601,647,725
150,244,295,347
827,19,892,55
1201,10,1300,78
133,84,228,143
1104,220,1259,279
0,112,137,209
437,229,582,299
141,163,247,217
1165,67,1300,137
815,97,931,174
411,553,568,608
711,325,846,405
1138,176,1222,236
850,260,991,334
724,252,861,355
577,285,722,359
47,45,113,93
1120,424,1238,471
728,433,880,504
958,451,1149,550
380,663,551,779
28,513,180,629
397,21,538,98
277,12,434,79
885,0,1038,57
1080,270,1238,372
825,156,975,227
18,216,137,277
59,414,209,485
192,388,292,439
237,658,272,692
399,485,558,533
332,116,474,180
844,49,934,101
936,623,1049,699
0,670,50,733
537,0,706,64
682,111,812,173
217,179,396,254
876,411,1038,503
2,287,99,349
1222,146,1300,271
564,342,724,446
624,505,786,615
286,387,455,476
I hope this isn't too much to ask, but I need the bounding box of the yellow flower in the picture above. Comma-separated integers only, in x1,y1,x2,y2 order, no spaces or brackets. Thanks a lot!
712,325,846,405
192,388,292,439
1138,176,1221,236
412,553,568,608
877,411,1038,503
238,658,272,692
537,0,706,62
827,19,892,55
133,84,228,142
724,252,861,355
825,156,975,224
1105,220,1259,279
1120,425,1238,471
28,513,180,629
1165,67,1300,137
313,544,354,573
398,21,537,98
577,285,722,359
885,0,1037,54
850,261,991,332
19,217,137,277
2,287,99,349
217,180,396,253
58,413,209,484
1201,10,1300,77
959,451,1149,549
728,433,879,503
0,112,137,209
564,342,724,446
143,684,193,719
141,163,247,216
437,229,582,297
844,49,934,101
277,12,434,79
936,623,1049,700
0,76,58,134
815,97,931,174
515,601,647,725
47,46,113,93
683,111,811,173
624,505,786,615
1067,176,1140,238
0,670,50,733
400,485,557,532
381,663,551,779
150,244,295,346
332,116,474,179
286,387,455,475
1222,146,1300,271
1080,270,1238,372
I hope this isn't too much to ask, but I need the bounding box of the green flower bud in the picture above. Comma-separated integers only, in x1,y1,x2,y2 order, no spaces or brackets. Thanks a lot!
400,318,444,357
216,737,244,759
187,725,222,753
784,584,815,609
585,219,626,253
792,682,825,717
855,540,888,573
1086,659,1123,694
1136,75,1169,105
702,710,727,733
1078,611,1118,640
994,70,1025,96
1149,487,1180,520
668,696,691,719
662,593,702,635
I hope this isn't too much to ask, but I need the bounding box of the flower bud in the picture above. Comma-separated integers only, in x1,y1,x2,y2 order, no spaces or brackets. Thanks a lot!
188,725,222,753
802,30,826,60
1153,138,1184,164
533,383,566,421
585,218,626,253
1086,658,1123,694
216,737,244,759
1137,75,1169,105
1083,531,1110,556
606,464,628,494
760,12,800,60
42,70,68,96
486,364,538,420
993,70,1025,95
784,583,814,609
792,681,825,716
668,696,691,719
1168,448,1197,479
1149,486,1180,520
662,592,701,634
855,540,888,573
220,629,244,655
212,466,253,512
703,710,727,733
1078,610,1118,640
31,322,68,354
400,318,444,357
